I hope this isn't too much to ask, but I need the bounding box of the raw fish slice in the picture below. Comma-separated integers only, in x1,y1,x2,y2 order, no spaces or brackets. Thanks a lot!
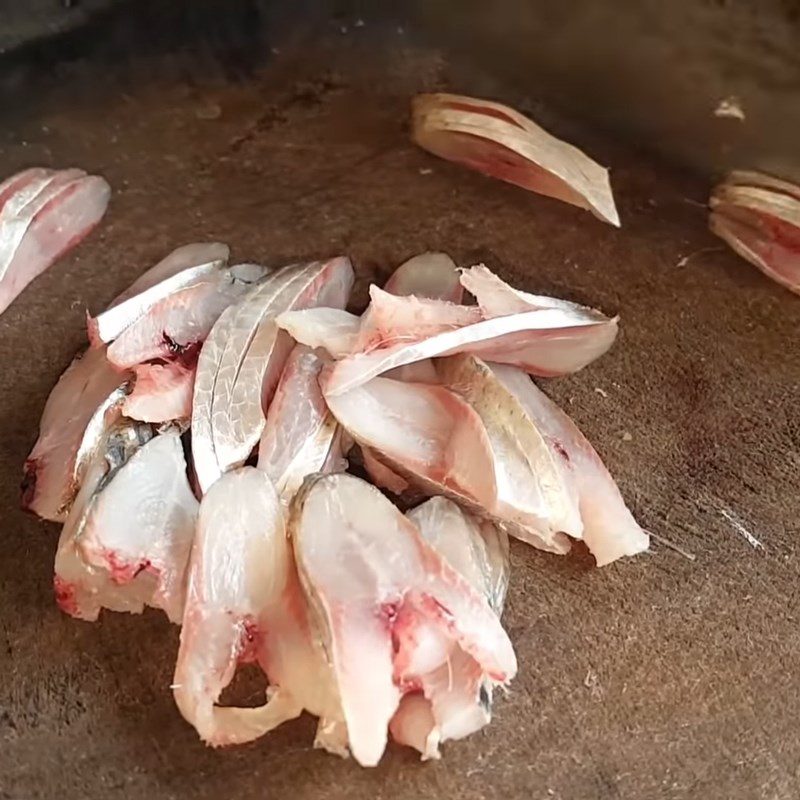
324,308,616,397
54,419,157,620
0,172,110,315
389,694,441,760
323,375,497,510
383,359,440,384
77,431,199,622
106,263,269,367
193,258,353,492
412,93,619,226
123,361,194,423
257,345,339,502
0,168,52,215
361,447,410,495
355,285,482,352
291,474,517,767
276,307,360,358
437,354,581,551
491,364,649,565
22,347,127,522
460,263,615,321
383,252,463,303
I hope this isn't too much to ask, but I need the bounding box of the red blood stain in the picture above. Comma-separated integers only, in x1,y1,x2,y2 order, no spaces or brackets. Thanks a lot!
53,576,79,616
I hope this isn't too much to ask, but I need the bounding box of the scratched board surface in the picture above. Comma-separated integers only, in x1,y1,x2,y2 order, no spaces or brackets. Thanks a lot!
1,23,799,800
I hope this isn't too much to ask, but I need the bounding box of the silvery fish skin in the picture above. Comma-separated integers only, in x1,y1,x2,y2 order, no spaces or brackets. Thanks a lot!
324,307,617,397
436,354,581,553
490,364,649,566
710,172,800,295
106,262,270,368
174,468,342,749
192,257,353,493
0,168,110,316
257,345,341,503
22,347,127,522
383,252,464,303
412,93,620,226
53,418,159,620
291,474,517,767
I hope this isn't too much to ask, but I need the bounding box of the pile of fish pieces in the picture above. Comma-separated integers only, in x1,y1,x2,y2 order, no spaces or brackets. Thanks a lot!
24,244,648,766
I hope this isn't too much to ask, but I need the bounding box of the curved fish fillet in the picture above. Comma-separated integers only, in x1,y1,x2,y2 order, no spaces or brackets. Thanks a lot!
22,346,127,522
276,307,360,358
0,169,110,315
491,364,649,565
383,252,463,302
291,473,517,767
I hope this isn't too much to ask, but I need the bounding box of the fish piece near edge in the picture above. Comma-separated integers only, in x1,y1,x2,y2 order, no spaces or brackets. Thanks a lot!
383,252,464,303
491,363,649,566
22,347,127,522
192,257,353,493
0,169,110,316
412,93,619,226
276,307,361,358
123,360,195,423
291,473,517,767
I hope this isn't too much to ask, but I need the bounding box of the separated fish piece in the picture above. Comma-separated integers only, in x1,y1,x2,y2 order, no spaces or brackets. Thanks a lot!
257,345,341,502
361,447,410,495
412,93,619,226
123,360,195,423
491,364,649,565
291,473,517,767
106,262,269,368
383,252,464,303
355,285,482,352
0,169,110,316
53,418,159,620
710,171,800,295
74,430,199,622
276,307,361,358
437,354,581,552
22,346,127,522
324,306,612,397
192,257,353,493
323,374,498,512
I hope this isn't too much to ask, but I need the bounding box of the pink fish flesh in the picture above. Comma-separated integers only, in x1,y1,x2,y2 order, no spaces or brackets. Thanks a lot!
22,346,127,522
0,168,110,315
123,360,195,423
291,473,517,766
383,252,464,303
276,307,361,358
361,447,410,495
490,364,649,565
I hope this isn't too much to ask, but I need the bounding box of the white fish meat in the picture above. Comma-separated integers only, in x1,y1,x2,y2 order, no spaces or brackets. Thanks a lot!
291,473,517,766
323,374,498,511
355,285,482,352
192,257,353,493
412,93,619,226
383,252,464,302
324,307,613,397
73,430,198,622
106,263,269,368
174,468,342,748
123,360,194,423
257,345,340,502
0,168,110,315
276,307,361,358
491,364,649,565
437,354,581,552
22,346,127,522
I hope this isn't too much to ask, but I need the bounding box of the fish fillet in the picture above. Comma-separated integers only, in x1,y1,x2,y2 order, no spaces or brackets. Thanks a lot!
276,307,360,358
123,360,195,423
383,252,464,303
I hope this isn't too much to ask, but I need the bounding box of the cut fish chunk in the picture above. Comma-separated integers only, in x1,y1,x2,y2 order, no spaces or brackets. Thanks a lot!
192,257,353,493
491,364,649,565
437,354,581,552
276,307,360,358
291,473,516,766
123,360,195,423
257,345,340,502
106,262,269,367
412,93,619,226
22,347,127,522
361,447,410,495
323,374,497,510
0,169,110,315
383,252,464,303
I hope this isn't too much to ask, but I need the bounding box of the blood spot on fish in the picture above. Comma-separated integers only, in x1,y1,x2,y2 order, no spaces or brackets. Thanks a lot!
552,440,570,463
102,550,151,585
238,617,262,664
54,576,79,616
20,460,38,510
160,334,202,367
